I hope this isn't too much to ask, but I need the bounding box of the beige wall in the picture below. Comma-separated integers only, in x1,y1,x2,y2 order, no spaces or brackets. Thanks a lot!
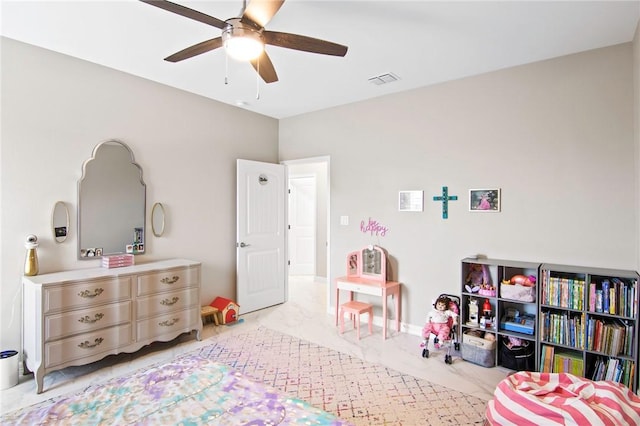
0,37,279,350
1,36,638,349
280,43,637,331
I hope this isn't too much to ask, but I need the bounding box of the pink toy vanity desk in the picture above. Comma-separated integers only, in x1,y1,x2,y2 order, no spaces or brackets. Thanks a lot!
335,246,401,340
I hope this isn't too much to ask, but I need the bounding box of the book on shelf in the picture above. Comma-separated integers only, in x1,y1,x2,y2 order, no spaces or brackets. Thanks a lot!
602,280,610,313
609,286,616,315
543,277,585,308
592,357,605,381
553,351,584,376
540,311,585,348
590,277,638,317
586,317,632,357
604,358,619,381
594,357,635,389
589,282,596,311
540,344,554,373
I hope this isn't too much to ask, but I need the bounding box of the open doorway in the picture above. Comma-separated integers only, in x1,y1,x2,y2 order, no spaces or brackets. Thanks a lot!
288,175,316,276
283,157,330,312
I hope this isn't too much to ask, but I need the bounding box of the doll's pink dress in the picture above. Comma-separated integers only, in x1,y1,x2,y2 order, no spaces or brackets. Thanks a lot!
422,309,457,347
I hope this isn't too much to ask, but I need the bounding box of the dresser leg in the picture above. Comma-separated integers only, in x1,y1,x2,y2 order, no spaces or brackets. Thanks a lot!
35,368,44,394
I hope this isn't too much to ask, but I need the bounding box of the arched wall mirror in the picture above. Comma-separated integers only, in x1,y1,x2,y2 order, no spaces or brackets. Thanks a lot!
151,202,165,237
52,201,70,243
78,140,146,259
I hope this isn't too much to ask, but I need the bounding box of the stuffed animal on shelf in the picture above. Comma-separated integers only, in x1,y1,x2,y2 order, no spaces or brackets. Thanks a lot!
421,295,458,349
502,274,536,287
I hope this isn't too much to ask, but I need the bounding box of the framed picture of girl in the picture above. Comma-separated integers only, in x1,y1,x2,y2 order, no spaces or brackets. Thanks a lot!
469,189,501,212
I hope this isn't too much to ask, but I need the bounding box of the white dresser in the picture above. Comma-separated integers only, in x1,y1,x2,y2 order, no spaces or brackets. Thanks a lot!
22,258,202,393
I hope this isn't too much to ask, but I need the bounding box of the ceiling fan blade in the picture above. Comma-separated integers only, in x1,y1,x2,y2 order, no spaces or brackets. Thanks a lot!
164,37,223,62
250,51,278,83
140,0,227,29
263,31,348,56
241,0,285,28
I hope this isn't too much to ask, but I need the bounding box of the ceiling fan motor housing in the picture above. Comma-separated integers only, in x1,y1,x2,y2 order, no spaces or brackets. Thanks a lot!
222,18,265,60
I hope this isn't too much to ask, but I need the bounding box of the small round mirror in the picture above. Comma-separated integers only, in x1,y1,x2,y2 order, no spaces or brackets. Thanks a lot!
52,201,70,243
151,202,165,237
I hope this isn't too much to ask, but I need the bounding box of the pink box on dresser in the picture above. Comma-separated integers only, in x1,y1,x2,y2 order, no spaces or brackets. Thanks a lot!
101,254,135,268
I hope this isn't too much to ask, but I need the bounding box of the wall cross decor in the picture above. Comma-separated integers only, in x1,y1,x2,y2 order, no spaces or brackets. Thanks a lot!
432,186,458,219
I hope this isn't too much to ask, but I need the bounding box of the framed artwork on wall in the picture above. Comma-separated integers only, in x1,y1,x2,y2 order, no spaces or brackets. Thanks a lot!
398,190,424,212
469,188,501,212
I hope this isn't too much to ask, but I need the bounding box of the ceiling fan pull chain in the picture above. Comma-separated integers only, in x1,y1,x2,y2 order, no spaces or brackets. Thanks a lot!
256,60,260,100
225,53,229,85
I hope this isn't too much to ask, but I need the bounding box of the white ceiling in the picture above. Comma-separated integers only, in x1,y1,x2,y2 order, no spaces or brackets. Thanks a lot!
2,1,639,119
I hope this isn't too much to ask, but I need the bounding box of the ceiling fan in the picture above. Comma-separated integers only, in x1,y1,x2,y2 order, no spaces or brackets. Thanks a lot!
140,0,348,84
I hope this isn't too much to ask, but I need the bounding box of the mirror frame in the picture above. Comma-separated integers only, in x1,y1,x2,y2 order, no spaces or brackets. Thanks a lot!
78,139,146,259
52,201,70,243
151,202,166,237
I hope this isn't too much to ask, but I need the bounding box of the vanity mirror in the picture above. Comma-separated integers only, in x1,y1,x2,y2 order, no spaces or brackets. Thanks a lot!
344,245,387,282
362,245,384,278
52,201,69,243
78,140,146,259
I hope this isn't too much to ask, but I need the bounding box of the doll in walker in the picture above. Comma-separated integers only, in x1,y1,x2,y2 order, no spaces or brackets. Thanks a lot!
421,295,459,363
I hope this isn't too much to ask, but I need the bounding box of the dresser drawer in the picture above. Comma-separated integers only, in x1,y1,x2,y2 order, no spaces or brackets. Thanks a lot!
44,278,131,313
136,267,199,296
136,288,199,319
136,308,199,341
44,302,131,342
44,324,132,368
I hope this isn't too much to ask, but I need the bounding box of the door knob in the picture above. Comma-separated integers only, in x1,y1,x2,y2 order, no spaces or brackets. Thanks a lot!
238,242,250,248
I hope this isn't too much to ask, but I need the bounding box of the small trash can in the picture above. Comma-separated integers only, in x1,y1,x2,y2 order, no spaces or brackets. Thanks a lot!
0,350,19,390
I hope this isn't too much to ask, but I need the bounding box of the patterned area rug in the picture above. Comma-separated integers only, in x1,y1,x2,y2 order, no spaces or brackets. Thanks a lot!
2,327,487,425
200,327,487,425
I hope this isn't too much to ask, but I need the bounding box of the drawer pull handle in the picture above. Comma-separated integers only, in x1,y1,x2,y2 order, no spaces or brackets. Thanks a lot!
78,288,104,298
160,297,179,306
78,313,104,324
159,318,179,327
78,337,104,349
160,276,180,285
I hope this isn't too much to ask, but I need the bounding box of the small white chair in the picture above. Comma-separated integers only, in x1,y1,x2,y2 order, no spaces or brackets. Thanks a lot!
339,301,373,340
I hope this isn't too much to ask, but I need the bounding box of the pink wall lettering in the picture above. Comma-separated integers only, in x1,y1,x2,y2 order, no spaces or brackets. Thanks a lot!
360,218,389,236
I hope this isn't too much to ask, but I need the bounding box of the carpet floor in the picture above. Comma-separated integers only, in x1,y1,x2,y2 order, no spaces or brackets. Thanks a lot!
198,327,487,425
2,327,488,425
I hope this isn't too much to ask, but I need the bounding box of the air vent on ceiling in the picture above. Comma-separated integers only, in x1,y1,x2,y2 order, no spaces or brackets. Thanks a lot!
368,72,400,85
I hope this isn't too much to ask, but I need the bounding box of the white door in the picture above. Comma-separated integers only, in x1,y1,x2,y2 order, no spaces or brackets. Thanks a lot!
288,176,316,275
236,159,286,314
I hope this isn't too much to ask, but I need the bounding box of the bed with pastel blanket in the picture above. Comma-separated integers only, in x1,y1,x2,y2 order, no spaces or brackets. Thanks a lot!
485,371,640,426
1,354,349,425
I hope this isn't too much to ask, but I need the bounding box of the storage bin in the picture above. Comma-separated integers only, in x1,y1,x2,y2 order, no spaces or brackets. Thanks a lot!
499,338,535,371
461,334,496,368
0,350,19,390
463,333,496,350
500,284,535,302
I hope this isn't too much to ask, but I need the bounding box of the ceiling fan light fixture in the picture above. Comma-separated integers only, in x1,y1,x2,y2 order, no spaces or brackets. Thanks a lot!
222,22,264,61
